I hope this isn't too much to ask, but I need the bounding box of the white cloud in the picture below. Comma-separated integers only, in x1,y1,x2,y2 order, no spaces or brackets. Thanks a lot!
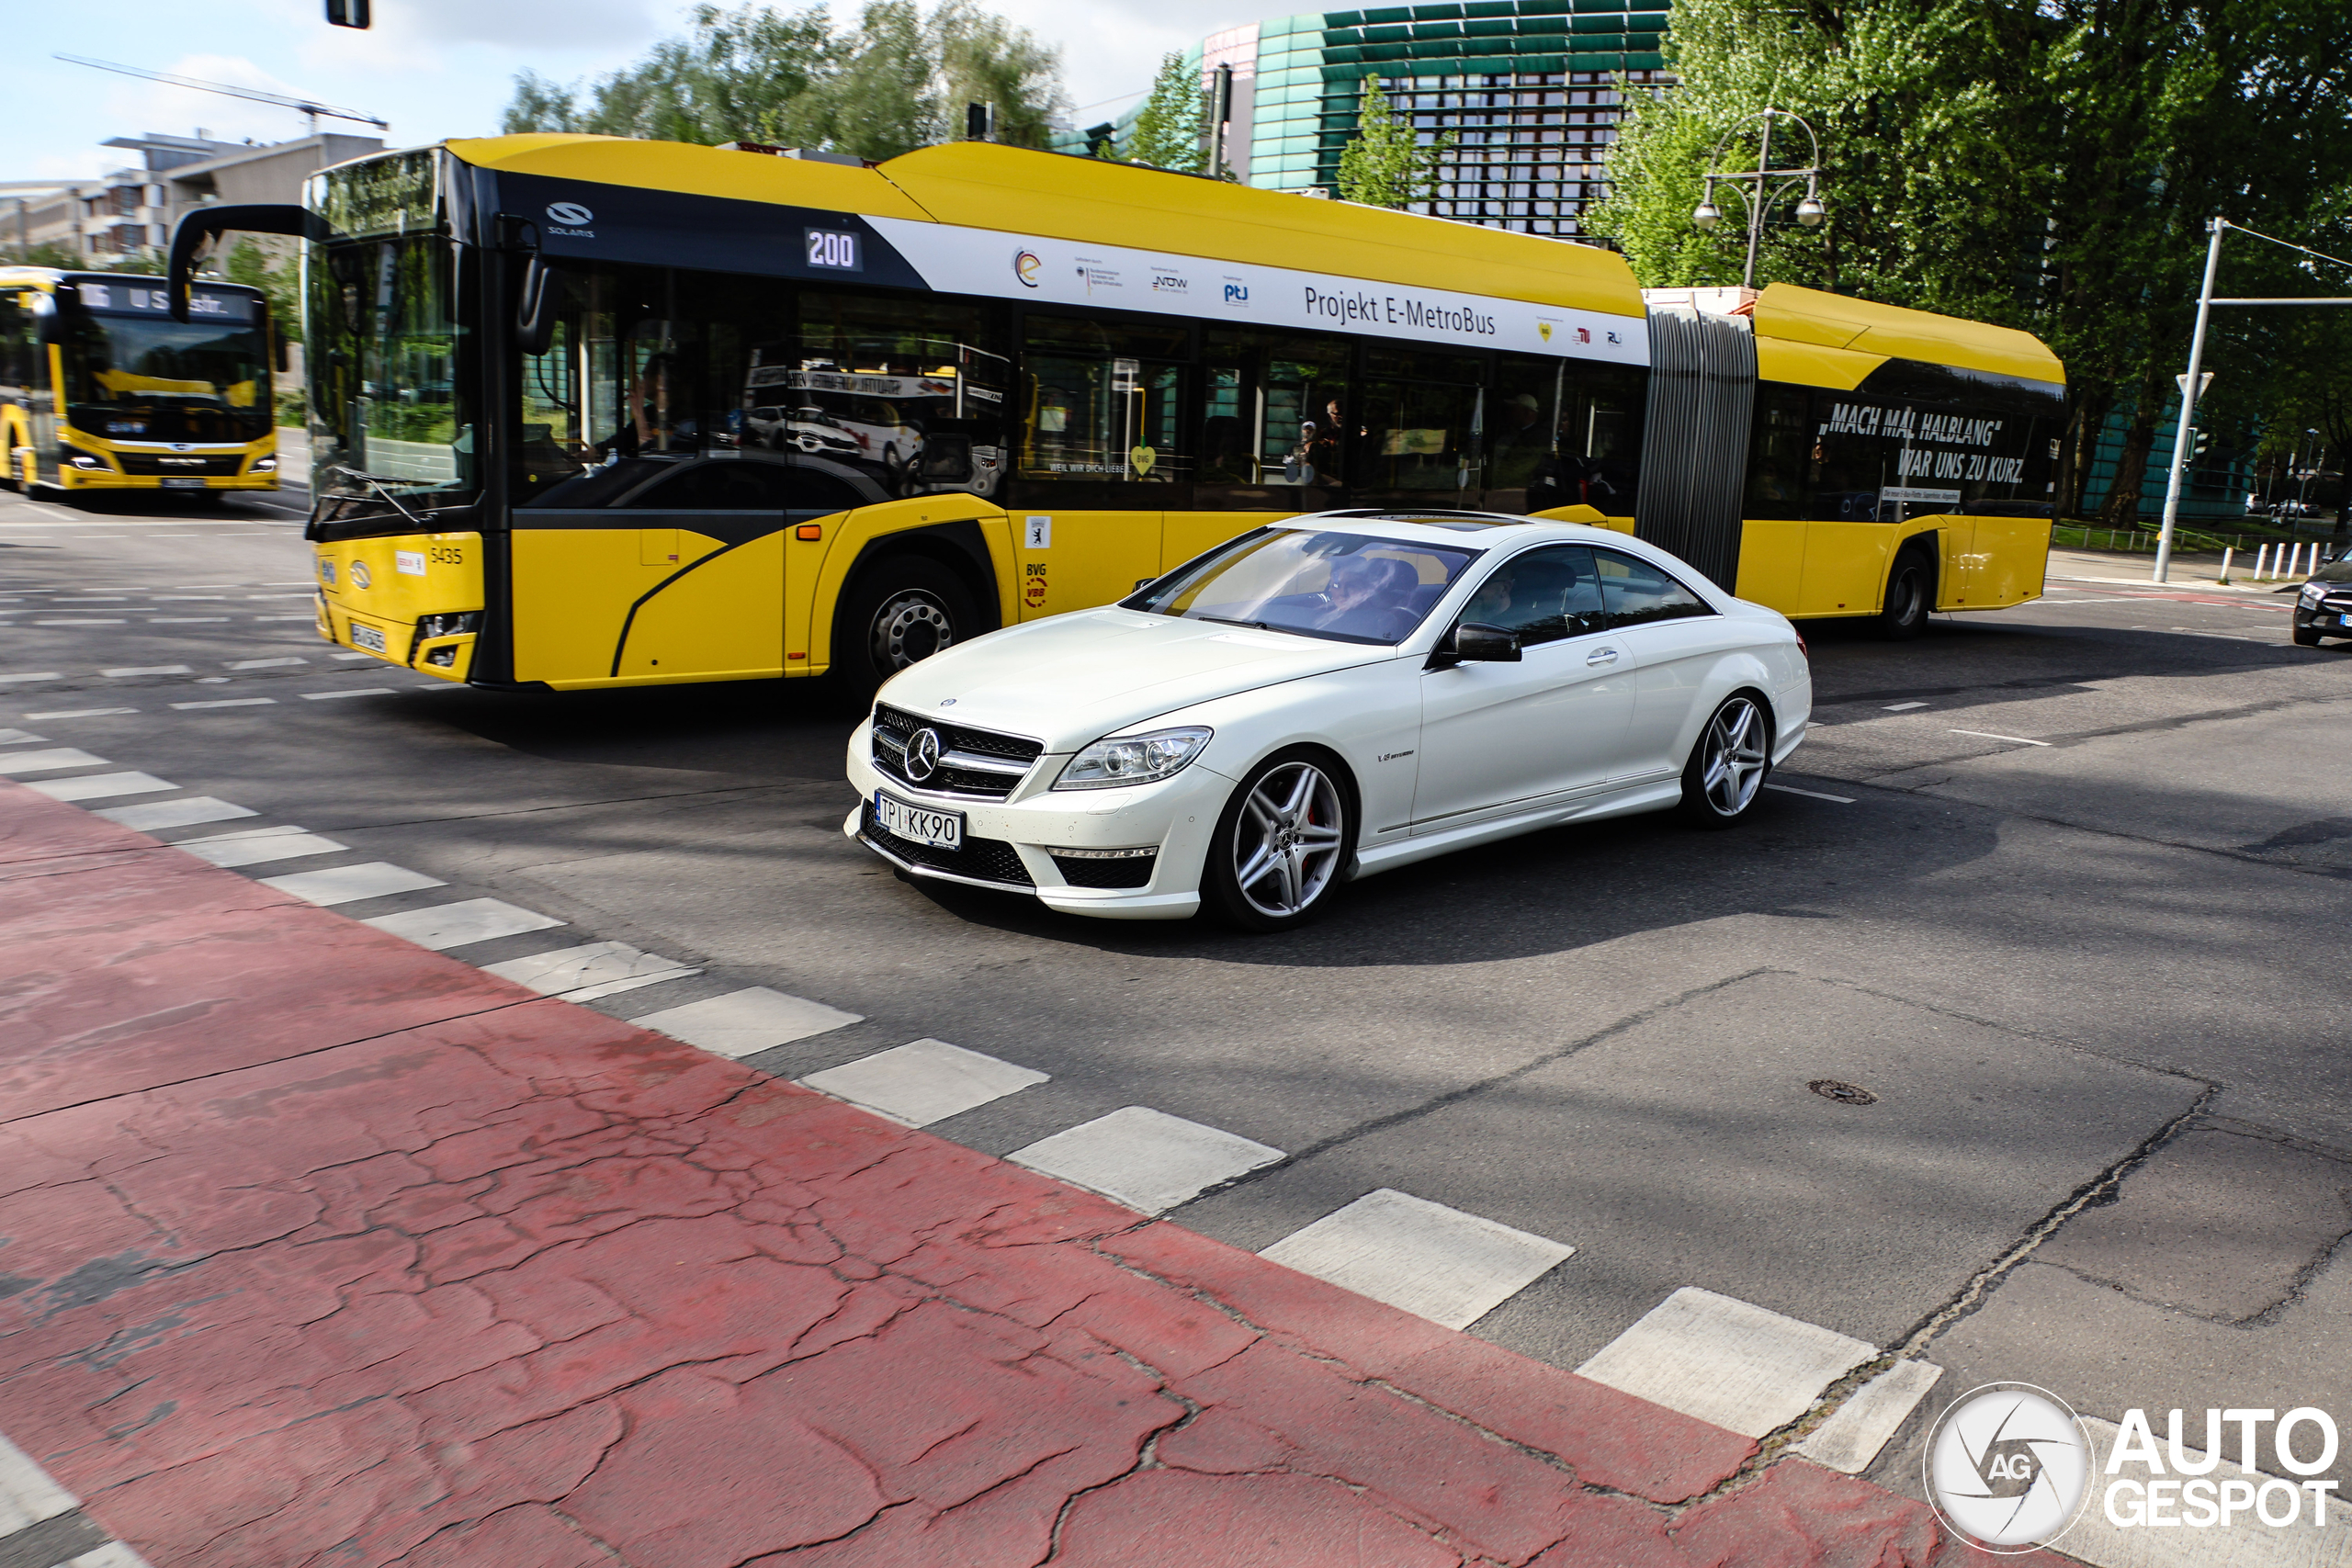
989,0,1259,116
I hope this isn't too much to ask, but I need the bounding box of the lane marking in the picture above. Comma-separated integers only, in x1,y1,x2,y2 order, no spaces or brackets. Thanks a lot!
33,619,127,626
1765,783,1856,804
147,616,232,623
1882,701,1929,712
362,897,564,951
302,688,396,700
1794,1359,1943,1474
0,730,46,745
1948,728,2052,747
801,1038,1049,1128
229,657,308,671
330,652,375,661
250,615,316,622
258,862,448,907
628,987,863,1060
1259,1187,1575,1331
171,698,277,710
1577,1287,1875,1439
103,665,193,678
0,673,62,683
1010,1107,1285,1216
23,708,135,720
94,796,259,832
23,772,175,802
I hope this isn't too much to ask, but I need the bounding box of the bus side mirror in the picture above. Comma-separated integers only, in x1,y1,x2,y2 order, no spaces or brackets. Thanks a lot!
326,0,370,26
516,256,565,356
267,308,291,374
28,292,59,347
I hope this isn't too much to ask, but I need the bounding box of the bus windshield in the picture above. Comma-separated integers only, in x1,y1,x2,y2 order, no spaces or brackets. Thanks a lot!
308,232,476,506
62,301,270,446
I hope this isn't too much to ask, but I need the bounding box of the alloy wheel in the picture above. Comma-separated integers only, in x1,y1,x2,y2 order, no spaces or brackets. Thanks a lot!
869,590,955,671
1700,697,1769,816
1233,761,1346,919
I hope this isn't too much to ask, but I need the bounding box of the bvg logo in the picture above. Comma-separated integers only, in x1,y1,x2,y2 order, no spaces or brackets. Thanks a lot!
1925,1383,2092,1551
546,202,594,225
1012,250,1042,288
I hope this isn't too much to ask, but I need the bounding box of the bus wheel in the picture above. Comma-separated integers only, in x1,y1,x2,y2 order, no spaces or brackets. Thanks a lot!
835,557,978,704
1877,546,1935,640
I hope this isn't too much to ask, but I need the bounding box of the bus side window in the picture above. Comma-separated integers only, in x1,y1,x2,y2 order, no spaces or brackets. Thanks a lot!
1197,325,1351,508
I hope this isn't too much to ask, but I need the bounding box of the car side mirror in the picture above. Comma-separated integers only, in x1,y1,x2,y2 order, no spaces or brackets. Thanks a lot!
1455,622,1521,661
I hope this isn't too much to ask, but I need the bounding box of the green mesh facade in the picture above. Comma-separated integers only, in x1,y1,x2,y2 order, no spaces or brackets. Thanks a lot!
1057,6,1668,242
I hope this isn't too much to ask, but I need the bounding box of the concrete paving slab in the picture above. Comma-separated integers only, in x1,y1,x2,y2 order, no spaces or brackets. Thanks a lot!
1260,1187,1575,1330
1797,1359,1942,1473
628,985,861,1057
90,796,257,832
258,861,448,906
173,827,345,867
481,940,698,1000
800,1037,1048,1127
1012,1107,1285,1215
361,897,564,951
22,772,174,801
1578,1287,1875,1438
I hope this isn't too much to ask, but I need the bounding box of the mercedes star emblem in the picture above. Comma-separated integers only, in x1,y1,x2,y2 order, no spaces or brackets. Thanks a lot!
905,728,942,782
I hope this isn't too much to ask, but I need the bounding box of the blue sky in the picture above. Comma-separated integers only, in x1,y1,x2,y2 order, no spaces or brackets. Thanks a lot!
6,0,1237,182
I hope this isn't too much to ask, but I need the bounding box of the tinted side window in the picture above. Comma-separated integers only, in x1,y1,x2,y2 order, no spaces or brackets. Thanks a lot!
1595,549,1713,627
624,457,800,510
792,469,868,515
1459,545,1605,647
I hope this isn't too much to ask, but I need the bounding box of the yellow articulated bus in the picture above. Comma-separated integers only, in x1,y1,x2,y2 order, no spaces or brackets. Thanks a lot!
1,269,282,498
164,135,2062,694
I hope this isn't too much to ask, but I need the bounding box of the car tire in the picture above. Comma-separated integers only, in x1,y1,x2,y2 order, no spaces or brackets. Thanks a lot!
2293,625,2325,647
830,556,979,706
1203,747,1356,933
1877,545,1935,640
1678,692,1773,828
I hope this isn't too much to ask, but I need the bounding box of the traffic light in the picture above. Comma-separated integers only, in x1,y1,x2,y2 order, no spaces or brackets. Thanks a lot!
2189,427,2211,459
326,0,369,27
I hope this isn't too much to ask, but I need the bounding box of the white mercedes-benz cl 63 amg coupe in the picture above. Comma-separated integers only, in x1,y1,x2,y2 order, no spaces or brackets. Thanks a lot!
845,511,1812,931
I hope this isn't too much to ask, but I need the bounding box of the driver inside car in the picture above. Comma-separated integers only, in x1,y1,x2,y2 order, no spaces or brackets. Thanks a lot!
1312,553,1422,641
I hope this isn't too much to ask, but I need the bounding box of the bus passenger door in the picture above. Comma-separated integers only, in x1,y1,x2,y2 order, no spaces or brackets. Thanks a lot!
1009,511,1161,619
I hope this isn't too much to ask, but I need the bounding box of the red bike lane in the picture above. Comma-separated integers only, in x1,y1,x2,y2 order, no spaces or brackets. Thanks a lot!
2,782,1980,1566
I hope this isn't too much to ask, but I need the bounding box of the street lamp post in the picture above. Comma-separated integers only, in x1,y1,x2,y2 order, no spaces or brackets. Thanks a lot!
1691,108,1826,290
2297,428,2321,525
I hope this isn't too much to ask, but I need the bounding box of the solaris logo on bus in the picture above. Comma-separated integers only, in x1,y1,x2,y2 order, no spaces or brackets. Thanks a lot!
1924,1382,2092,1551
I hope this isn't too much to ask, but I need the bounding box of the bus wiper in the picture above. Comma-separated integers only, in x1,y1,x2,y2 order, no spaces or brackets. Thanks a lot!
328,465,426,528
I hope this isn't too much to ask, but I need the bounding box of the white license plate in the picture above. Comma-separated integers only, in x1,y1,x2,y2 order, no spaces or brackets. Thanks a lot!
349,622,388,653
875,791,963,850
160,477,205,489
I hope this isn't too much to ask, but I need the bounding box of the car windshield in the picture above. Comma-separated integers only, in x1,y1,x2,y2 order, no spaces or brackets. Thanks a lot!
1126,528,1479,644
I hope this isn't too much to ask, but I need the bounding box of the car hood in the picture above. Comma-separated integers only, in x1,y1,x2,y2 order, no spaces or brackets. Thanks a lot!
873,609,1396,751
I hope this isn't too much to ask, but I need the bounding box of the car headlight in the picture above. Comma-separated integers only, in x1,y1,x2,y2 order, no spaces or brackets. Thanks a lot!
1052,726,1213,791
2302,581,2326,601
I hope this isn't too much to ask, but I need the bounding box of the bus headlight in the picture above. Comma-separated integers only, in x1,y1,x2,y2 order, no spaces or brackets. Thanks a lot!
254,456,278,471
68,454,105,469
417,612,481,639
1053,726,1213,790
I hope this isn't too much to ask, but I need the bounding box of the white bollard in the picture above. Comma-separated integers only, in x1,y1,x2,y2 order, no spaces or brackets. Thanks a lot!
2290,542,2306,579
2220,547,2233,584
2256,544,2272,581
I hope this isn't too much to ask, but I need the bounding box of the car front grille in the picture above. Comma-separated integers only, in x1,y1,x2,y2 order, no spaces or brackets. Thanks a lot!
115,454,245,476
870,704,1044,800
862,802,1034,887
1049,852,1157,889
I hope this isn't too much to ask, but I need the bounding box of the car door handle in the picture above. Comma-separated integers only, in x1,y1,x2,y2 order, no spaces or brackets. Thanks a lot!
1586,647,1620,666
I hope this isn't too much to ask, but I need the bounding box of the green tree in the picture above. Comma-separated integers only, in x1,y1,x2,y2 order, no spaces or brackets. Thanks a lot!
1098,52,1208,174
0,239,81,268
222,238,300,327
1588,0,2352,524
500,0,1065,160
1337,75,1453,209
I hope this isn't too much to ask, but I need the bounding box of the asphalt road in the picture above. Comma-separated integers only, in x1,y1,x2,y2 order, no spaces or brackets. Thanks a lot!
7,482,2349,1501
